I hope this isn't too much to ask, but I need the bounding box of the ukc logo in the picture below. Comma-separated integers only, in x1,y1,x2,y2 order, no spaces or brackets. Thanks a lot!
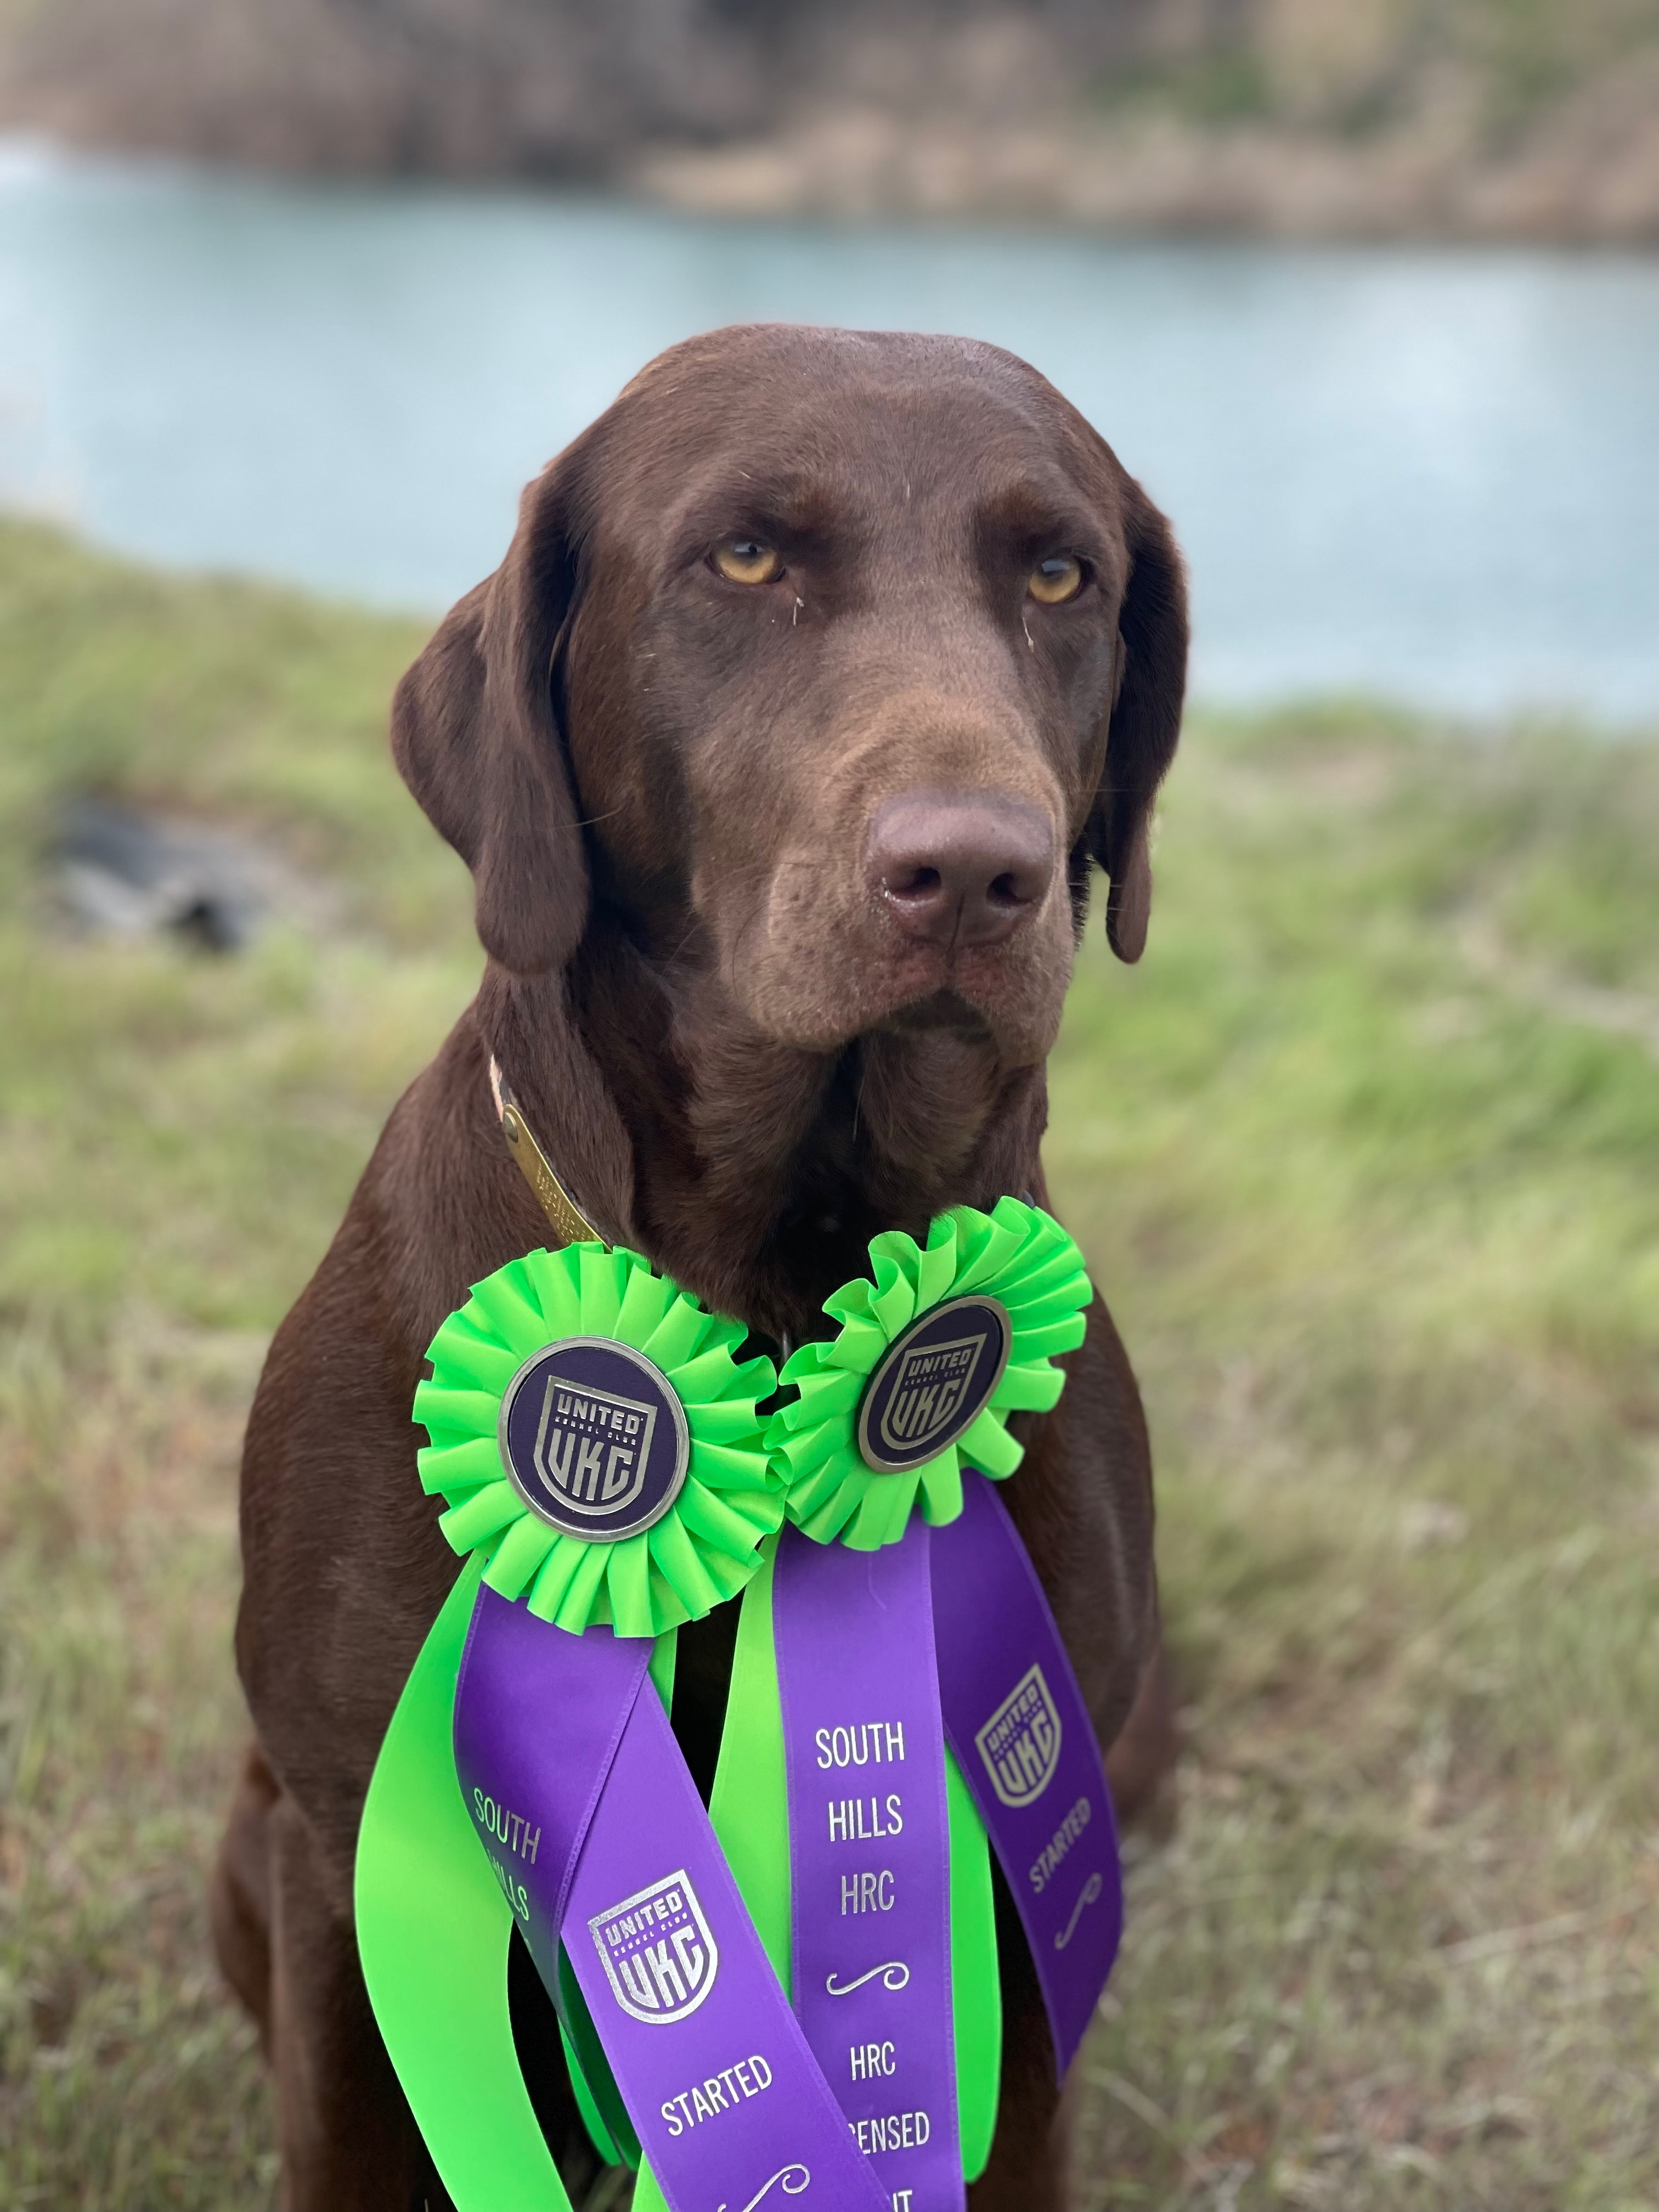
590,1870,719,2025
856,1295,1012,1474
975,1664,1063,1808
498,1337,689,1544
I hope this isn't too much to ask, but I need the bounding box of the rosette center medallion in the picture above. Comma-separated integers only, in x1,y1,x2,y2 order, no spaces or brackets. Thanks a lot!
856,1295,1012,1474
499,1338,690,1542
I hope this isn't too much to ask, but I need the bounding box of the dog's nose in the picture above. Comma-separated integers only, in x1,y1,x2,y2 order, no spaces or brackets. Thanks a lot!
867,793,1055,948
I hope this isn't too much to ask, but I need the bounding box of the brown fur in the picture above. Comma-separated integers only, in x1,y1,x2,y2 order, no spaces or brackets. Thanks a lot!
216,323,1187,2210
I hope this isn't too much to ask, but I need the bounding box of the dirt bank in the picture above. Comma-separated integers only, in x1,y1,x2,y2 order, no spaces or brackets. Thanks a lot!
2,0,1656,242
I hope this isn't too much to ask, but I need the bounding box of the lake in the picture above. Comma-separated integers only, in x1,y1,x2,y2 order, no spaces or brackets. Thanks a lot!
2,137,1655,719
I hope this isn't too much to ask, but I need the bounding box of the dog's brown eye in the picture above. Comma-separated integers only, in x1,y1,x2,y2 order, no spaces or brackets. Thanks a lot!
1028,555,1085,606
713,538,784,586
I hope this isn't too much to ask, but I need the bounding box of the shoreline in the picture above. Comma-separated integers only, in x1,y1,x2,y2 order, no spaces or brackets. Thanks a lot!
630,99,1659,251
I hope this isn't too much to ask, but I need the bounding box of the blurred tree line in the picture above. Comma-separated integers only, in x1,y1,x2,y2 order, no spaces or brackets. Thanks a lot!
1,0,1656,235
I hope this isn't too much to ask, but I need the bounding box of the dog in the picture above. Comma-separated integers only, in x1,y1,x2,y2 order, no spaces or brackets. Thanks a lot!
211,322,1187,2211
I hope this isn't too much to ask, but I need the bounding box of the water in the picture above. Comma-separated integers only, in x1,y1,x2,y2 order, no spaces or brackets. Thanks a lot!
2,138,1656,719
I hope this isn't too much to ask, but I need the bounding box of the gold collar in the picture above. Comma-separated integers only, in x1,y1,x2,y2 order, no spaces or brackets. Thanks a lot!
487,1055,603,1248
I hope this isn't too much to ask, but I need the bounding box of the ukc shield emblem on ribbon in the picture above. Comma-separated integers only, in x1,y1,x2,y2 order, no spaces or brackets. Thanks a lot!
974,1663,1063,1808
589,1870,720,2025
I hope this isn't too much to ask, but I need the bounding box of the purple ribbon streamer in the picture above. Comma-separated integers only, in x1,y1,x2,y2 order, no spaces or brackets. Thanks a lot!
931,1472,1124,2078
454,1587,888,2212
774,1522,963,2212
452,1587,649,1996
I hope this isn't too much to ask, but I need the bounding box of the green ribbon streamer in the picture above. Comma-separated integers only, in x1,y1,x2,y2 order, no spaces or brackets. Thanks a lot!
355,1551,573,2212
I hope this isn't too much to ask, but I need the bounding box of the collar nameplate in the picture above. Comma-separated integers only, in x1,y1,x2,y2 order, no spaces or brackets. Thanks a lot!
488,1054,603,1246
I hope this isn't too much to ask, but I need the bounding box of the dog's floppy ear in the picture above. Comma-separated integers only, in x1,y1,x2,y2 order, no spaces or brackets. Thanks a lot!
1087,482,1189,963
391,454,590,975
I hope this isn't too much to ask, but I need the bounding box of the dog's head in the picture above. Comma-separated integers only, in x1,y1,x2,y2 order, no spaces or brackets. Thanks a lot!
394,325,1186,1069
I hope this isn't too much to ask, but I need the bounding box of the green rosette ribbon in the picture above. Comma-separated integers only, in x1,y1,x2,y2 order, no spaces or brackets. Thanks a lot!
766,1195,1094,1550
413,1243,780,1637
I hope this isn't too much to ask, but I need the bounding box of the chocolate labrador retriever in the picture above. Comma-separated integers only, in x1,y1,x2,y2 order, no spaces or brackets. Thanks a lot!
212,323,1186,2211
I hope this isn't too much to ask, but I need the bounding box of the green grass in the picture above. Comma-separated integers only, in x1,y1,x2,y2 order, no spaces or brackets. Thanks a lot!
1090,0,1659,146
1061,712,1659,2208
2,518,1656,2208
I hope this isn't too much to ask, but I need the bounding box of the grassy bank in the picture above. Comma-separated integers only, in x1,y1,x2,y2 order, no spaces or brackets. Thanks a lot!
1,518,1655,2209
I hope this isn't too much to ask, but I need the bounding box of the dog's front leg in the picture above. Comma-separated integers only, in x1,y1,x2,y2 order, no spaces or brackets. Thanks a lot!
971,1928,1069,2211
264,1786,437,2212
